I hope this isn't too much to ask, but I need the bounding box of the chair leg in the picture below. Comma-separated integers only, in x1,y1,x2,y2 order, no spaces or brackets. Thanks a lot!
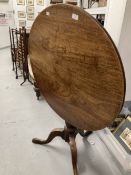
11,53,15,71
15,63,18,79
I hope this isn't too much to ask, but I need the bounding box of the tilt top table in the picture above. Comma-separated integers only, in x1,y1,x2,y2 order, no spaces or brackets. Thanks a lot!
28,4,126,175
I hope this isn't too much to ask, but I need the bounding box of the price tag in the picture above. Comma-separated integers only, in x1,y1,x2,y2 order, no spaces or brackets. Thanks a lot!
72,13,79,20
46,11,50,16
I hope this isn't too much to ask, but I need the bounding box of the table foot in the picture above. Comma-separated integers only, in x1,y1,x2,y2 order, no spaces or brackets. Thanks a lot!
32,128,64,144
32,122,92,175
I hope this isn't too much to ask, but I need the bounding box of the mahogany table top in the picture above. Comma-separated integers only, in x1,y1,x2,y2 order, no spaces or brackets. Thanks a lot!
29,4,125,131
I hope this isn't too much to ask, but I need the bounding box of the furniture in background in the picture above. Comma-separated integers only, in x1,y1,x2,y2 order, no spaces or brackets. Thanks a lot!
9,27,33,84
65,0,77,5
9,27,18,79
96,14,105,25
50,0,63,4
9,26,40,100
18,27,32,85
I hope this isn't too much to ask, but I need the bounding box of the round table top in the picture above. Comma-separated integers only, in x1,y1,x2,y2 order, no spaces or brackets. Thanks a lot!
29,4,125,131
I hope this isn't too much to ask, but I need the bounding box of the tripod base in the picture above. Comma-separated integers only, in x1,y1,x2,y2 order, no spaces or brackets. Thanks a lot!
32,123,92,175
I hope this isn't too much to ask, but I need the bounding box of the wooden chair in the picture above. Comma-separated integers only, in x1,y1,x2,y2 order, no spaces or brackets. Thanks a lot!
15,29,23,71
9,27,40,99
9,27,19,79
17,27,32,85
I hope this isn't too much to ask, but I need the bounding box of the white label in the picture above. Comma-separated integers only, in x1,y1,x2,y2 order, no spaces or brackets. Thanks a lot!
72,13,79,20
46,11,50,16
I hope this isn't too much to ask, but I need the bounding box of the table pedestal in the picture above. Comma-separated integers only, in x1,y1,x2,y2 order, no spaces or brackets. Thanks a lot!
32,122,92,175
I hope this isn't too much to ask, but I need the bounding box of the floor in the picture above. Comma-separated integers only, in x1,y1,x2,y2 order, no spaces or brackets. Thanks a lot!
0,48,129,175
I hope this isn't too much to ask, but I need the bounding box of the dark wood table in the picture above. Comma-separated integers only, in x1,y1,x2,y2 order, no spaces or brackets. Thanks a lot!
29,4,126,175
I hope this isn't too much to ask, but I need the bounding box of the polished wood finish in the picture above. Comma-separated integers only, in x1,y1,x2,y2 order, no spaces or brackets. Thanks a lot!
32,123,92,175
29,4,125,131
29,4,125,175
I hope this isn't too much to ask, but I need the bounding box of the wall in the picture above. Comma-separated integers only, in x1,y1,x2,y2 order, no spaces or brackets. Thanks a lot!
13,0,51,28
104,0,127,46
118,0,131,101
0,0,75,48
0,0,14,48
12,0,78,28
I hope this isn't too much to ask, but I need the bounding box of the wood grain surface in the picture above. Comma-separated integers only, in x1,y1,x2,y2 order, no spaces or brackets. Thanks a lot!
29,4,125,131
